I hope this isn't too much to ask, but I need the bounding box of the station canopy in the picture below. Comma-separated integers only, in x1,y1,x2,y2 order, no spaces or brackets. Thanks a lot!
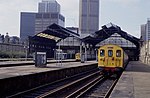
82,23,140,48
32,23,80,42
29,23,80,56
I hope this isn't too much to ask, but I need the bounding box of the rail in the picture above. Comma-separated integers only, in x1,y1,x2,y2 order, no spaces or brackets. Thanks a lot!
7,69,121,98
82,74,121,98
7,68,100,98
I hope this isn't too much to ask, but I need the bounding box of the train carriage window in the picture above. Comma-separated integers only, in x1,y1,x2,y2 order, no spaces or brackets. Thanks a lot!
116,50,121,57
108,50,113,57
100,50,105,57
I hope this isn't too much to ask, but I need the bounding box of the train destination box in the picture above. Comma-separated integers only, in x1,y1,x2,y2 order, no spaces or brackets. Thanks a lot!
35,52,47,67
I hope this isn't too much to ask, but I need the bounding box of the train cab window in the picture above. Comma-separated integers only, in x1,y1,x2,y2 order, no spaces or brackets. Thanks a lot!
100,50,105,57
116,50,121,57
108,50,113,57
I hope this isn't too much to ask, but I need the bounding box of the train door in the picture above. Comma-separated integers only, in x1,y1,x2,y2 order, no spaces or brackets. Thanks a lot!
99,49,105,66
107,50,114,67
116,50,121,67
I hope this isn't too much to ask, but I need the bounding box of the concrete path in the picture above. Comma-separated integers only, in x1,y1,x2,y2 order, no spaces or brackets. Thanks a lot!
110,61,150,98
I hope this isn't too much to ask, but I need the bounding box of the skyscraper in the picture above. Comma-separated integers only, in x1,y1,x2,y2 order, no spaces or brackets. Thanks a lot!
141,19,150,42
35,12,65,34
79,0,99,37
20,0,65,42
146,19,150,41
20,12,36,42
141,24,146,41
38,0,60,13
35,0,65,34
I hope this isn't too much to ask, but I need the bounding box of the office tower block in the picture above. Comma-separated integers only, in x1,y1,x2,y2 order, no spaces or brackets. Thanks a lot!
79,0,99,37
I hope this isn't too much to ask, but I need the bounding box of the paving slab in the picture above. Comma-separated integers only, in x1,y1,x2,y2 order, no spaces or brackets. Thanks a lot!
110,61,150,98
0,61,97,79
0,59,75,66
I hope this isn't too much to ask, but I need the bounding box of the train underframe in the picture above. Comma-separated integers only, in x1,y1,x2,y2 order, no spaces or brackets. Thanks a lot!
99,67,123,75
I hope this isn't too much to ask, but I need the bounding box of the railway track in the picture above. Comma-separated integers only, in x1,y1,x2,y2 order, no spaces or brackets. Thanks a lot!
7,69,120,98
7,68,100,98
63,74,119,98
82,76,118,98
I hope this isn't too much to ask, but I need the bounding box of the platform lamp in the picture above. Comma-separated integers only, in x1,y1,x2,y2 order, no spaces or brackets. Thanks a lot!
24,45,28,61
95,48,98,61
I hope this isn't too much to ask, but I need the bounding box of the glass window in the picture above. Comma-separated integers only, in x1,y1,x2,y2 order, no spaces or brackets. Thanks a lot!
59,14,65,22
43,13,50,18
51,13,58,19
108,50,113,57
100,49,105,57
116,50,121,57
36,13,42,18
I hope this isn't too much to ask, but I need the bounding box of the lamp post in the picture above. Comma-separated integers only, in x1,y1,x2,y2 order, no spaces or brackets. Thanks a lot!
24,45,28,61
95,48,97,61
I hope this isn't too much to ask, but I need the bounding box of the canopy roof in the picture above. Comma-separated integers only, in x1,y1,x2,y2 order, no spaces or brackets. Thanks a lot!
82,23,140,48
29,23,81,54
33,23,80,42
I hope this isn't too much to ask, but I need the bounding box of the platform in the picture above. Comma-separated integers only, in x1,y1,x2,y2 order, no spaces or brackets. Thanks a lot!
0,59,76,67
110,61,150,98
0,60,97,97
0,61,96,79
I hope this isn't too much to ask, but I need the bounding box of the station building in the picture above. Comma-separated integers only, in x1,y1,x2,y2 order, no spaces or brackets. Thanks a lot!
29,23,140,61
82,23,140,61
29,23,81,59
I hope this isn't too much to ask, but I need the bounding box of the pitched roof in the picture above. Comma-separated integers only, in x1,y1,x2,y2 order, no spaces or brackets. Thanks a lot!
33,23,80,42
82,23,140,47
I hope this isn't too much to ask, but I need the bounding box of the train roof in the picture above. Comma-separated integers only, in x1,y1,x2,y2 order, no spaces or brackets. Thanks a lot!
99,44,123,49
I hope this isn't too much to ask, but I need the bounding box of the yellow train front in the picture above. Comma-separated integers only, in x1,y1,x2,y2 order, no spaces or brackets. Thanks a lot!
75,53,81,61
98,44,128,73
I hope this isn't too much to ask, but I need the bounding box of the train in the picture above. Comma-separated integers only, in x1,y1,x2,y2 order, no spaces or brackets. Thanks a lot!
75,53,80,61
98,44,128,74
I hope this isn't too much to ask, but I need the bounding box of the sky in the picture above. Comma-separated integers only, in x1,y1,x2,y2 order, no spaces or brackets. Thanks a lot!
0,0,150,38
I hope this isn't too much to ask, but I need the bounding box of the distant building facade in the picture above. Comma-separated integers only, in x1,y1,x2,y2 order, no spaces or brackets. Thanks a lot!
35,12,65,34
66,27,79,34
36,0,64,34
141,19,150,41
146,19,150,41
9,36,20,44
79,0,99,37
0,33,25,58
0,34,4,43
141,24,146,41
20,0,65,42
38,0,60,13
20,12,36,42
0,33,21,44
